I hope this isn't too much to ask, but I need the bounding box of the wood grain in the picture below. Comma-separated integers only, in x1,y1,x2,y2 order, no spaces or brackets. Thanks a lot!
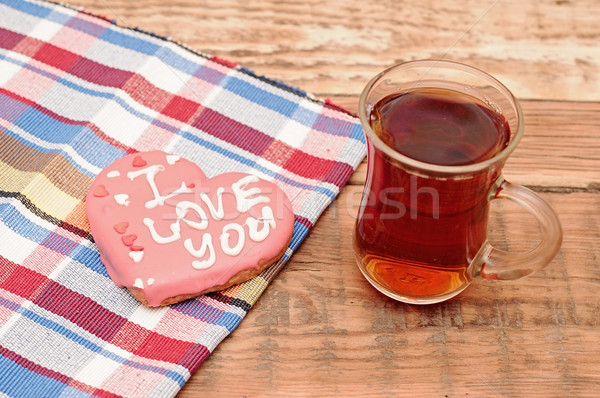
70,0,600,396
76,0,600,101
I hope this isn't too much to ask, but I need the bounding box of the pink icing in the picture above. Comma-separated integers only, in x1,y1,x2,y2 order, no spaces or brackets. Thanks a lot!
85,151,294,306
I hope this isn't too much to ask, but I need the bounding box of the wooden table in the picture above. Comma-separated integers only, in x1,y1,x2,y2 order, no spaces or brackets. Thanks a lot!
77,1,600,396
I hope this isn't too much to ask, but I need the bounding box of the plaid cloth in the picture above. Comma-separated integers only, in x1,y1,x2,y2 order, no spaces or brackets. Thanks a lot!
0,0,365,396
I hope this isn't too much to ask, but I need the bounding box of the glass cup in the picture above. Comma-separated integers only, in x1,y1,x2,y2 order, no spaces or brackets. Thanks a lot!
353,60,562,304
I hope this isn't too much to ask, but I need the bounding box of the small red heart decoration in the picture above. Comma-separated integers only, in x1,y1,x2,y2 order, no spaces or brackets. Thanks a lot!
113,222,129,234
86,151,294,306
93,184,109,197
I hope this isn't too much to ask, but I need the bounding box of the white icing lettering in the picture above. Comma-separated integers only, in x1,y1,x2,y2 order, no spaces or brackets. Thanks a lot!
107,170,120,178
184,234,216,269
166,155,180,165
145,182,192,209
131,162,282,270
143,217,181,244
246,206,276,242
220,223,245,256
231,175,269,212
114,194,130,206
129,250,144,263
128,165,163,200
200,187,225,220
147,278,155,286
143,202,209,246
176,201,209,230
128,165,192,209
133,278,144,289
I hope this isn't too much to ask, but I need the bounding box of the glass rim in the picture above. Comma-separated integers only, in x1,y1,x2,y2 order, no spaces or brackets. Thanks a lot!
358,59,524,175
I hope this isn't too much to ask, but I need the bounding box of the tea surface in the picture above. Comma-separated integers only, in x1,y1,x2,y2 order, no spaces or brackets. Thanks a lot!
370,88,510,165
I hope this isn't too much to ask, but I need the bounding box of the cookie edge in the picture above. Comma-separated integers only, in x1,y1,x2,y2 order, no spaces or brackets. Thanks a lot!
128,235,292,307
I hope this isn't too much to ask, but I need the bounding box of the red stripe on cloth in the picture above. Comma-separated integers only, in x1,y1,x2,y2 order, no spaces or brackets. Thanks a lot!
294,214,313,230
322,161,356,187
34,43,80,71
191,107,274,155
108,320,151,352
0,261,48,299
261,140,295,166
122,74,173,111
176,344,211,371
13,35,45,58
68,56,133,89
283,148,350,185
0,255,20,285
32,42,133,88
209,56,237,68
133,331,195,363
162,95,201,123
33,280,127,342
90,387,124,398
0,87,136,155
0,27,25,50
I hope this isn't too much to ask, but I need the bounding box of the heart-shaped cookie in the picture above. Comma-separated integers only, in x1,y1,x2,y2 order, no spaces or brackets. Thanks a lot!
86,151,294,306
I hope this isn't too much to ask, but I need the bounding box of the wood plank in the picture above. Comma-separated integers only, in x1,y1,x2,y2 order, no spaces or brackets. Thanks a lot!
75,0,600,101
180,189,600,397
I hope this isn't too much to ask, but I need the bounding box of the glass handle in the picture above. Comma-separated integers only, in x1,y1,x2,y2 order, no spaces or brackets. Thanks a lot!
477,179,563,280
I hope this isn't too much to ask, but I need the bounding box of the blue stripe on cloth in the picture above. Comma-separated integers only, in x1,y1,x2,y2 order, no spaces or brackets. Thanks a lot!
0,203,52,244
349,122,365,141
98,25,160,56
222,76,301,119
0,0,53,19
288,221,310,252
0,203,108,276
0,80,29,124
69,244,109,277
0,296,187,386
155,46,204,76
172,297,242,324
223,74,361,138
0,356,73,398
13,107,124,162
64,13,108,38
173,297,244,332
214,311,243,331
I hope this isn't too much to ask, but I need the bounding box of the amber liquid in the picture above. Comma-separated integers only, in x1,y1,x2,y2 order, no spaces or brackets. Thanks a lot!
355,88,511,301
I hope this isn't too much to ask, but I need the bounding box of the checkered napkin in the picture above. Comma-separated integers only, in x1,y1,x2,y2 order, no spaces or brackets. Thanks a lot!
0,0,365,396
